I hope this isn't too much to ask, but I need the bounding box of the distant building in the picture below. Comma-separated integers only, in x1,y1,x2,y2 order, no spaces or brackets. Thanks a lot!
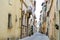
39,2,47,34
28,0,36,36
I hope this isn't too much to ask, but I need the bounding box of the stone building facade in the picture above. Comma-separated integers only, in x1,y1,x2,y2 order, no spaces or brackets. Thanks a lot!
39,2,47,34
40,0,59,40
20,0,35,38
0,0,22,40
0,0,35,40
46,0,59,40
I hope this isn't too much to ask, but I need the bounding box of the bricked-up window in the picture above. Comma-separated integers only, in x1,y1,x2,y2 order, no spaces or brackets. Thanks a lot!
8,14,12,29
8,0,13,5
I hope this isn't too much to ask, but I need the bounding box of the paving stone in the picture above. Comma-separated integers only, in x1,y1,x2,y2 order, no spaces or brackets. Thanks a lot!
19,32,49,40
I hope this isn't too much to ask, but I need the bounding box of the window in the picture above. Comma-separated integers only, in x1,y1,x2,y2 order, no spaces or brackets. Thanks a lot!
15,15,17,22
40,15,41,20
45,5,47,12
55,24,59,30
31,19,32,21
7,38,9,40
47,11,49,16
8,14,12,29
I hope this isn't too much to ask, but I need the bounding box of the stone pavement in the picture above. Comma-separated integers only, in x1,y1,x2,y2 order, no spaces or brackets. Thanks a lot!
19,32,49,40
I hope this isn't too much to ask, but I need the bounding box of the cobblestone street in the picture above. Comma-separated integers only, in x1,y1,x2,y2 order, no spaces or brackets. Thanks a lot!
20,32,49,40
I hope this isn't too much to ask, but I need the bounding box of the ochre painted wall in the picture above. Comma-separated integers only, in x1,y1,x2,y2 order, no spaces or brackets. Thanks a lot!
0,0,21,40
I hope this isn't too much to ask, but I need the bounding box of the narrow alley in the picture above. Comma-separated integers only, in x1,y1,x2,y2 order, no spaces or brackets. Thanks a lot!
20,32,49,40
0,0,59,40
